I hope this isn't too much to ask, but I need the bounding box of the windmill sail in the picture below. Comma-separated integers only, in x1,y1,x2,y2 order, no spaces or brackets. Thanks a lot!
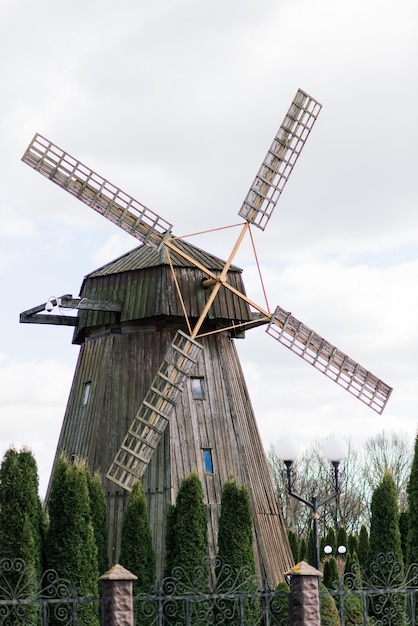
267,305,392,414
238,88,321,230
22,134,172,249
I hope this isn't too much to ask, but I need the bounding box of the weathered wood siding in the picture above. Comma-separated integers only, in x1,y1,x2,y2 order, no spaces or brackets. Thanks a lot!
49,325,293,583
47,241,293,584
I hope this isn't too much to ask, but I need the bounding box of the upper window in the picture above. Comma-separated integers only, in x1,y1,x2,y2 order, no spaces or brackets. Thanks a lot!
82,381,91,406
192,377,204,399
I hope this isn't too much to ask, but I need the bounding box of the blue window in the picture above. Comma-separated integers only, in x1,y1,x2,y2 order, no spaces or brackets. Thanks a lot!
203,449,213,473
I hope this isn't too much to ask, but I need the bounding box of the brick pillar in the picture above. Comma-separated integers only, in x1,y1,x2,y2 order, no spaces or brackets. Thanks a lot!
100,563,138,626
284,561,322,626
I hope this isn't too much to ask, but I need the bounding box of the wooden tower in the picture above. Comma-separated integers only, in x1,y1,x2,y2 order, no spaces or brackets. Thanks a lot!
20,88,392,586
45,240,293,582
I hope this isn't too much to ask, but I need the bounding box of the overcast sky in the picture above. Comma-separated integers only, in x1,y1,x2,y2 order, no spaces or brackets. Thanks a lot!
1,0,418,497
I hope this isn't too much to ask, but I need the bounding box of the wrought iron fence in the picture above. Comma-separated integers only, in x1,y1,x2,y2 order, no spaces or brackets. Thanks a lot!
0,558,101,625
2,554,418,625
133,579,290,626
322,552,418,626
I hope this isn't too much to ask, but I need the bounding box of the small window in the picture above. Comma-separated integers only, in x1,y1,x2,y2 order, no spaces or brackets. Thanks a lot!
82,381,91,406
203,449,213,473
192,377,204,399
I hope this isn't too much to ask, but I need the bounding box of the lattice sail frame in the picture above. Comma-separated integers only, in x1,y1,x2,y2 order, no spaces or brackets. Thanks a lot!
267,305,392,414
107,330,203,491
238,89,322,230
22,134,172,249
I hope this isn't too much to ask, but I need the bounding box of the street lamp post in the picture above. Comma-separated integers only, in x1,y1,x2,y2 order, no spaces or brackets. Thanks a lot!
280,438,347,571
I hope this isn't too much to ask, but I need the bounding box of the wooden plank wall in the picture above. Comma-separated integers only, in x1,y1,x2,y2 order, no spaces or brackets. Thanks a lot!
48,325,293,585
46,247,294,586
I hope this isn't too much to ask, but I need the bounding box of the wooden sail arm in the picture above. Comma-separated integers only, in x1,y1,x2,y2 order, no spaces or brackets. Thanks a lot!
20,295,122,325
196,313,271,339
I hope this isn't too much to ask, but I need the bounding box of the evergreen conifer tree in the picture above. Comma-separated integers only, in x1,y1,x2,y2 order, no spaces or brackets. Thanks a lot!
323,556,339,590
299,537,307,562
287,530,299,564
368,471,404,566
164,503,177,579
407,433,418,566
336,526,348,554
367,470,406,624
325,527,337,555
306,528,315,566
0,448,45,574
165,472,208,581
399,510,408,566
320,534,331,562
120,481,156,593
323,559,331,587
87,471,108,575
341,553,363,626
270,581,290,625
343,551,362,589
0,448,45,624
164,472,209,625
45,455,99,625
319,582,341,626
357,524,369,573
216,480,259,625
347,533,359,555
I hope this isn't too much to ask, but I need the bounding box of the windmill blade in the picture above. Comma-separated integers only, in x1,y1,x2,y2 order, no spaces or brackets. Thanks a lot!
22,134,173,249
107,330,203,491
239,89,321,230
266,305,392,414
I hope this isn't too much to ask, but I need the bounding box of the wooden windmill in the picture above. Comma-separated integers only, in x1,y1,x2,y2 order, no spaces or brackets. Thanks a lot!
20,89,392,585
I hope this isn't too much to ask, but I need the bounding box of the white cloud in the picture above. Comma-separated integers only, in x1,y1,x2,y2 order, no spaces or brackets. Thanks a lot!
0,357,73,497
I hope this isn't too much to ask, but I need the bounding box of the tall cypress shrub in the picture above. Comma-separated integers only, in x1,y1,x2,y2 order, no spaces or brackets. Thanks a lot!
288,529,299,563
87,471,108,575
215,481,259,625
342,552,363,626
164,472,209,625
399,510,408,566
324,527,337,556
357,524,369,574
336,526,348,554
0,448,45,573
120,480,156,592
407,433,418,566
299,537,307,562
368,471,404,566
367,470,406,624
323,557,339,590
306,528,315,566
270,581,290,625
165,472,208,581
164,503,177,579
319,582,341,626
45,455,99,625
0,448,45,624
347,533,359,555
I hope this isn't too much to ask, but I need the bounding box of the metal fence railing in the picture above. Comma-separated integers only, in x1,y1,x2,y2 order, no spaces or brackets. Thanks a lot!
1,554,418,625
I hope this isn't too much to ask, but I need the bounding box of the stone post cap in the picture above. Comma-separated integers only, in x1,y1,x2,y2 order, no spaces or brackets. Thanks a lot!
284,561,322,577
99,564,138,581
